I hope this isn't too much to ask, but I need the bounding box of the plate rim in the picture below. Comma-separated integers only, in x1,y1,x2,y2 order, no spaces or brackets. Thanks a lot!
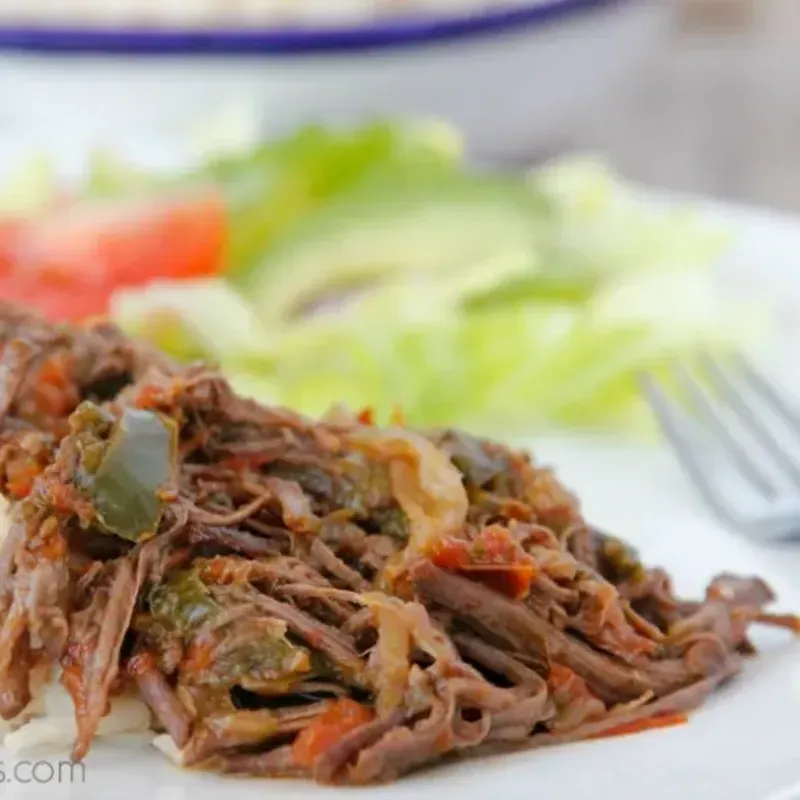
0,0,631,57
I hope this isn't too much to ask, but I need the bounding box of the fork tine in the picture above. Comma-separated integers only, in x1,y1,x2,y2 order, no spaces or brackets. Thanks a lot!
698,353,800,488
637,372,743,527
735,354,800,431
669,361,777,497
744,506,800,541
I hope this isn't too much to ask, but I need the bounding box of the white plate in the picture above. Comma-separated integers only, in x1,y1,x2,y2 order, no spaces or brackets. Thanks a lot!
4,196,800,800
0,1,669,171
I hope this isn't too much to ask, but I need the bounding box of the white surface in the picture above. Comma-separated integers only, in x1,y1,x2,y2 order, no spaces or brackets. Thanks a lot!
2,196,800,798
0,1,669,171
654,188,800,385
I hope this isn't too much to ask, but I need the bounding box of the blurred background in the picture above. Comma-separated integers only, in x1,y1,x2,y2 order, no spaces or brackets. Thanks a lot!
579,0,800,212
1,0,799,438
2,0,799,209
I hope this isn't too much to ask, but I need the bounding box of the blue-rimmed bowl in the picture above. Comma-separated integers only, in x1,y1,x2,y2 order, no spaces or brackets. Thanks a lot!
0,0,669,172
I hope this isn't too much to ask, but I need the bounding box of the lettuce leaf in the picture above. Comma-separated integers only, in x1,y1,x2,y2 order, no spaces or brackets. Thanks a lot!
0,132,744,437
114,265,753,437
112,279,272,365
111,157,746,436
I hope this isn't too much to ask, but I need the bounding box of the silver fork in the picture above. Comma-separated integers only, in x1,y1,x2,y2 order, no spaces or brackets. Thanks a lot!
638,354,800,542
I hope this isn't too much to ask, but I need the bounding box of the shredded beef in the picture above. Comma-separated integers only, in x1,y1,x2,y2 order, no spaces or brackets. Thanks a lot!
0,304,796,785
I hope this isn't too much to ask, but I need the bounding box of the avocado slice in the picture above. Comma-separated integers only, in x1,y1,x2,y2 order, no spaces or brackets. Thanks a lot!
246,169,550,324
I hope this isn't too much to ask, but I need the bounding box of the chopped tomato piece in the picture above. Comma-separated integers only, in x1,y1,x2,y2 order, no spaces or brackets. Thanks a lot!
32,352,80,419
46,483,69,513
0,218,27,275
133,384,164,410
548,663,585,692
590,711,689,740
5,457,45,499
292,698,375,768
431,525,536,599
181,635,215,675
198,556,235,585
356,406,374,426
133,378,195,413
33,530,68,561
27,517,68,561
219,453,273,472
0,276,112,322
8,188,226,286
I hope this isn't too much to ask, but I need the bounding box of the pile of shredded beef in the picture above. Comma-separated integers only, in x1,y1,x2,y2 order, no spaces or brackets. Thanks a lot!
0,301,797,785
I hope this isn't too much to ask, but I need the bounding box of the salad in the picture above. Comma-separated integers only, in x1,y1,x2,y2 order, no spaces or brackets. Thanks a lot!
0,121,744,435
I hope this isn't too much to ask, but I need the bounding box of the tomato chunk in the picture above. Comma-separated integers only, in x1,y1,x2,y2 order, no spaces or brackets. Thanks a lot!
292,698,375,768
356,406,375,426
431,525,536,599
0,276,111,322
0,188,227,322
5,457,44,499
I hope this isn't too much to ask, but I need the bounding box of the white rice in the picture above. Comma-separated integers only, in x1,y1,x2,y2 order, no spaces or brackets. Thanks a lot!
152,733,184,767
0,497,155,755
